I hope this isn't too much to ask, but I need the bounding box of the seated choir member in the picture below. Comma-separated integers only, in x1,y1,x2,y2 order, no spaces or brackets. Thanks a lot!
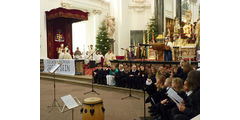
148,66,157,84
150,77,187,120
123,64,130,88
138,65,148,89
93,64,102,83
128,64,139,89
181,63,193,82
106,65,118,86
146,75,166,107
174,59,186,80
101,65,110,85
115,64,125,87
158,66,170,78
171,70,200,120
147,75,167,116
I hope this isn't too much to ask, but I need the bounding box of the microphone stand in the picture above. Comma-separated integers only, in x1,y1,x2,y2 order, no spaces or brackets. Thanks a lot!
84,49,100,95
139,43,151,120
121,60,140,100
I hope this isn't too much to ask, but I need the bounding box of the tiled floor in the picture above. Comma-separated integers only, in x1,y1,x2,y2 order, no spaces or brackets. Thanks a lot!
40,78,151,120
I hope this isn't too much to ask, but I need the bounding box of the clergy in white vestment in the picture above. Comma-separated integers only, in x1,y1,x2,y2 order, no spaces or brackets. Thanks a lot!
59,49,65,59
104,50,116,66
88,45,94,60
83,51,89,64
95,52,103,64
63,50,72,59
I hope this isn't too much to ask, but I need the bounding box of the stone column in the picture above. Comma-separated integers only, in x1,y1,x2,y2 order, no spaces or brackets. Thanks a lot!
176,0,182,24
154,0,164,35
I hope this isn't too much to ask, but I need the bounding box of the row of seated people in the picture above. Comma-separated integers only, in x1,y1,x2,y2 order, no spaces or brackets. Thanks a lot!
93,59,194,90
145,65,200,120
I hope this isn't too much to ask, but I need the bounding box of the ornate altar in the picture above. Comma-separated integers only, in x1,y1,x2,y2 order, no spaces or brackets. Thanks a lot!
171,9,198,61
173,43,196,61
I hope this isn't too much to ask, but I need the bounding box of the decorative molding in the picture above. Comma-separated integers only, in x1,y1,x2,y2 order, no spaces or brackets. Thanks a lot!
165,10,173,19
92,9,102,15
128,0,151,12
60,0,109,14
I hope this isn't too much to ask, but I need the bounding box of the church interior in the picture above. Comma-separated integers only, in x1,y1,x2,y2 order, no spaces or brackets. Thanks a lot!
40,0,200,120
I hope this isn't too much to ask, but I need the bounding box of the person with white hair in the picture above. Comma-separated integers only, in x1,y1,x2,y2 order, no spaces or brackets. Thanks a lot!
58,49,65,59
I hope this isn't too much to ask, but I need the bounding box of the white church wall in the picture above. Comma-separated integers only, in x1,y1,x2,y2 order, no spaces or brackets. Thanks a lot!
110,0,154,56
190,0,200,23
164,0,175,34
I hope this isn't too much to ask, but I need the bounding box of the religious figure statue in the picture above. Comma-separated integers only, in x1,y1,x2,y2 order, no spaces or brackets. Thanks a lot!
195,18,200,47
167,28,171,37
174,17,181,38
105,15,115,39
183,10,192,38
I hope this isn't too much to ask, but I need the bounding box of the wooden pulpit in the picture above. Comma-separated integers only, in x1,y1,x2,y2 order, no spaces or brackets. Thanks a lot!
151,42,167,61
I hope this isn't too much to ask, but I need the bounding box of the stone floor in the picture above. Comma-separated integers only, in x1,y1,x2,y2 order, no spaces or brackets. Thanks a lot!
40,78,151,120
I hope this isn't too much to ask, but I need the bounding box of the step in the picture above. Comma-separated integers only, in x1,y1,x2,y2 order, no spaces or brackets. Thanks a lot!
40,72,92,83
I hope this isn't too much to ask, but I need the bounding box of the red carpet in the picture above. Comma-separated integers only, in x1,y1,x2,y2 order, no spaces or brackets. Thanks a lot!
84,64,96,76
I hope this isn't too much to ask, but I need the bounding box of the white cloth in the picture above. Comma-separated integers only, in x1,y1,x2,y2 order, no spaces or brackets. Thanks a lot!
104,53,116,66
65,47,69,52
106,75,115,86
166,41,174,49
59,52,65,59
83,54,89,64
63,53,72,59
95,54,103,64
88,47,94,60
146,78,152,86
74,55,82,59
186,91,193,96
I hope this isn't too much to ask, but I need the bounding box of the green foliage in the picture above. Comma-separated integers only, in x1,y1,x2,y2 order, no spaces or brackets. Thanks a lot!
147,17,158,42
95,21,111,55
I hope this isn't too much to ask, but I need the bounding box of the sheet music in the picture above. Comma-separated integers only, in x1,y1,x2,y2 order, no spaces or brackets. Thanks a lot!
167,88,183,104
61,95,79,109
49,63,61,73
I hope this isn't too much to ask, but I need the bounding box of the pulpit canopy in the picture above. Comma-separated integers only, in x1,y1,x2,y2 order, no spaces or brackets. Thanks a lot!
46,7,88,22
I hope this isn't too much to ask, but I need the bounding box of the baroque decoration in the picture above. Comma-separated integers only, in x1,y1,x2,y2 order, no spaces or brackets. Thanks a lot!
128,0,151,12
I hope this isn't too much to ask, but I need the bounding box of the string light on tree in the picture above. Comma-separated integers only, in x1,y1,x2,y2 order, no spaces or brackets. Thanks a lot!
95,20,111,55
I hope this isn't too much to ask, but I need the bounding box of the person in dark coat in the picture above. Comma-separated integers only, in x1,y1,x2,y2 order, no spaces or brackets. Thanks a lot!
115,64,124,87
174,59,185,77
149,66,157,84
128,64,139,89
171,70,200,120
92,65,102,83
101,65,110,85
138,65,148,89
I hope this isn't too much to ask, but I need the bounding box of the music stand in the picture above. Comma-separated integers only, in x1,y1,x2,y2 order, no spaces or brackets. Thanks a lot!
48,62,62,112
60,94,82,120
84,51,100,95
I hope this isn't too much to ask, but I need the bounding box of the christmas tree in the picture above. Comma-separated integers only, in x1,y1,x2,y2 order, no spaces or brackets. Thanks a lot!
95,21,111,55
147,16,158,42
